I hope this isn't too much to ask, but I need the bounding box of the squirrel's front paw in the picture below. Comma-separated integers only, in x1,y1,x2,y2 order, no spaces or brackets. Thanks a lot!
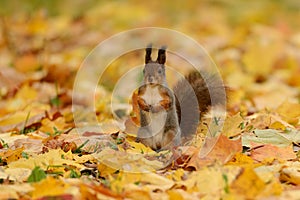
159,99,172,111
150,100,171,113
137,97,151,112
150,104,165,113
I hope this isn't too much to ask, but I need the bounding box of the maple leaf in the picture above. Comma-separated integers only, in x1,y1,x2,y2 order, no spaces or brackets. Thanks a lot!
0,1,300,199
250,144,296,162
186,135,242,170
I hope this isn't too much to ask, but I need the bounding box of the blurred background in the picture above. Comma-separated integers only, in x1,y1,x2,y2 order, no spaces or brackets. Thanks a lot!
0,0,299,117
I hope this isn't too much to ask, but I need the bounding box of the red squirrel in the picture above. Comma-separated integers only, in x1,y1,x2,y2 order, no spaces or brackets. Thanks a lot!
135,45,226,151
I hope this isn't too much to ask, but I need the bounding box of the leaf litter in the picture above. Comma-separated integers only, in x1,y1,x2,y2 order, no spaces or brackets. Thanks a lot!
0,1,300,199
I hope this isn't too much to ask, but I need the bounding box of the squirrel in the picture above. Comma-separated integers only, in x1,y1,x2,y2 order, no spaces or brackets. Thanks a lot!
135,44,226,151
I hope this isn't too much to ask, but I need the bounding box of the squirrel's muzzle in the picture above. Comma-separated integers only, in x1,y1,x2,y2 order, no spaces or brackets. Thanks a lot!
148,76,154,83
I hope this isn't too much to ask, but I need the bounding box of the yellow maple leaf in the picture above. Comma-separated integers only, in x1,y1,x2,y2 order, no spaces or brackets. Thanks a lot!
276,101,300,125
167,190,184,200
109,172,174,194
31,176,70,199
0,147,24,163
39,117,67,134
269,121,286,130
166,168,185,182
222,113,244,138
242,27,282,77
230,167,265,199
280,162,300,185
124,140,156,154
226,152,261,169
8,149,84,171
97,162,118,177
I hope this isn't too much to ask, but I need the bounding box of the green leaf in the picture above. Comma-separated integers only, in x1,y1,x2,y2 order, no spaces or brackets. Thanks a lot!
70,169,80,178
222,173,229,194
50,82,61,107
73,140,89,153
27,166,47,183
50,96,61,107
0,139,9,148
21,152,29,159
20,111,31,135
242,129,295,148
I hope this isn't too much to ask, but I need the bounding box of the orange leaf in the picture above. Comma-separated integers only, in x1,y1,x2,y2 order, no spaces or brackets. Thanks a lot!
186,135,242,170
250,144,296,162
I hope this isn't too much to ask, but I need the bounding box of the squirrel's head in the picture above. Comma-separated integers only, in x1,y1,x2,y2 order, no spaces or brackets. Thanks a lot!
143,44,167,85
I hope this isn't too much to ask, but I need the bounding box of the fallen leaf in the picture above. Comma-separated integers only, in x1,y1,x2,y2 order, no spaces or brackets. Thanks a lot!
165,168,185,182
269,121,287,130
242,26,282,77
27,166,47,183
230,167,266,199
94,148,165,172
125,190,152,200
110,171,174,194
242,129,292,148
0,184,33,199
226,152,258,167
0,147,24,163
250,144,296,162
14,53,40,73
1,168,32,182
177,165,240,198
13,138,43,153
167,190,184,200
280,161,300,185
124,139,156,154
39,117,68,135
8,149,84,171
0,67,25,99
222,113,244,137
276,101,300,125
31,176,70,199
187,135,242,169
0,111,45,132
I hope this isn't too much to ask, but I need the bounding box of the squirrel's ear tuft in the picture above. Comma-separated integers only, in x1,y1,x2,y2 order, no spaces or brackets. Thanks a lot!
157,46,167,65
145,44,152,64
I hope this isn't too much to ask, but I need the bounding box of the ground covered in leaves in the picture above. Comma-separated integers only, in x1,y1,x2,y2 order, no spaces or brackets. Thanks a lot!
0,1,300,199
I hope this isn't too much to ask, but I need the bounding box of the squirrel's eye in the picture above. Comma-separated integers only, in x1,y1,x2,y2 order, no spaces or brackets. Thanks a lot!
158,69,162,74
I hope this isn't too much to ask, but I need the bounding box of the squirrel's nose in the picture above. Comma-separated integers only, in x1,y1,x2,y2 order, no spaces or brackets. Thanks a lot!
148,76,153,83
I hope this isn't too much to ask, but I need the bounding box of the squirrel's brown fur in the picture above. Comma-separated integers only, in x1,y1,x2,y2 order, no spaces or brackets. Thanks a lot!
136,45,226,150
173,71,226,139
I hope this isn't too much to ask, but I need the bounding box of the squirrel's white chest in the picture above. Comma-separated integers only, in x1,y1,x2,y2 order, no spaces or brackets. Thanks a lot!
141,86,167,136
141,86,163,105
148,111,167,137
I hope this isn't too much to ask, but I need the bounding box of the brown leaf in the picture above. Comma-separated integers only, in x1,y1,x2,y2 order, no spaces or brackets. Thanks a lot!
186,135,242,170
14,138,43,153
0,67,25,98
250,144,296,162
61,141,77,152
42,64,74,88
14,53,40,73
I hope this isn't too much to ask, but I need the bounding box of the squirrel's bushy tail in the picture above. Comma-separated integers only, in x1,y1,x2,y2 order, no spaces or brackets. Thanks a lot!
173,71,226,139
